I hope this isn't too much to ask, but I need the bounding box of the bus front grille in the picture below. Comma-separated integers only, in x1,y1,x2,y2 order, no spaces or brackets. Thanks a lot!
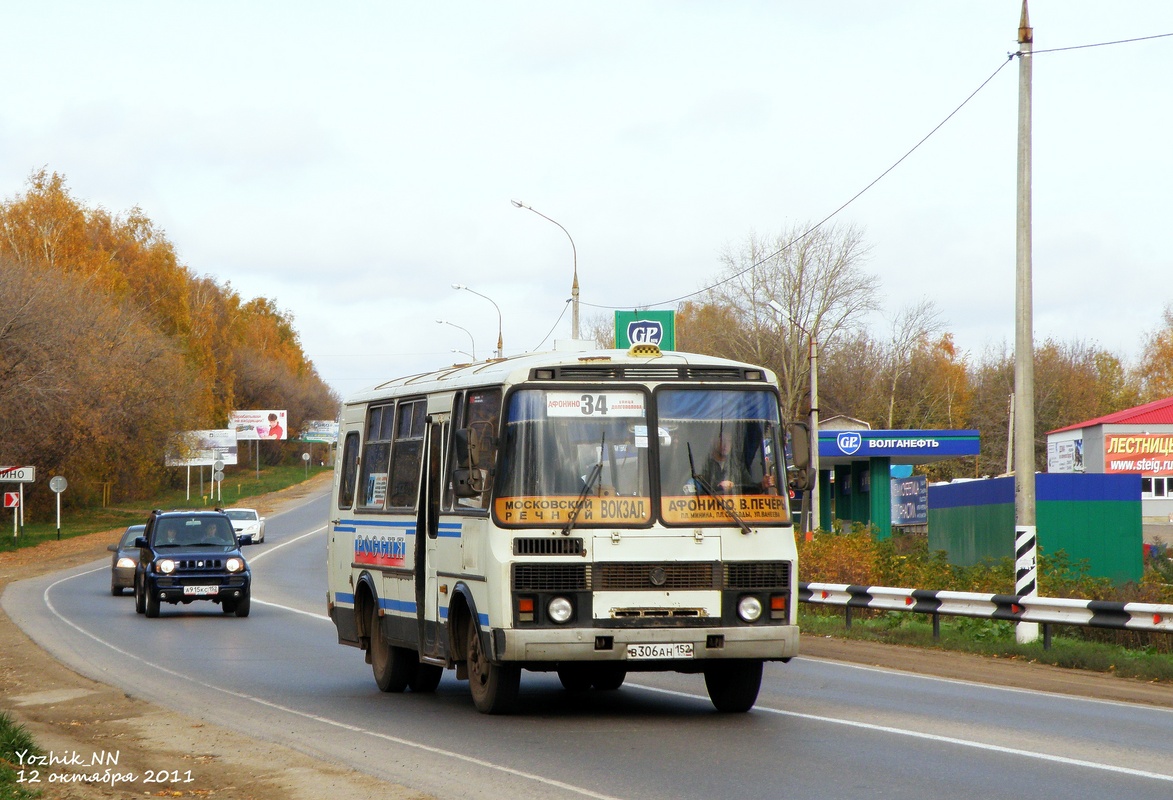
513,563,590,591
514,537,585,556
725,561,791,590
595,562,719,591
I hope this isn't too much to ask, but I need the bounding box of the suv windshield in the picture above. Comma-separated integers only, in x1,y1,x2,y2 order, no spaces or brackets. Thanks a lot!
153,516,237,547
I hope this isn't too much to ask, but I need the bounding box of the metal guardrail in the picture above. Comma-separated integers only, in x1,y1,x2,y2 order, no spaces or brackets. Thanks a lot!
799,582,1173,648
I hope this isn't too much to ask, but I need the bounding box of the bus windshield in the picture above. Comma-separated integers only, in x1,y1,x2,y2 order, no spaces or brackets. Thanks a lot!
656,387,788,525
494,388,653,527
493,386,789,527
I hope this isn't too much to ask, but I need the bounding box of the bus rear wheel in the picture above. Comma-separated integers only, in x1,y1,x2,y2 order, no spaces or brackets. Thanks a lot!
370,609,411,692
467,622,519,714
704,659,763,713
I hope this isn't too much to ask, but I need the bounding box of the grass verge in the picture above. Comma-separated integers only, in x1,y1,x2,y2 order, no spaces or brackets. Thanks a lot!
0,465,330,553
801,609,1173,683
0,710,41,799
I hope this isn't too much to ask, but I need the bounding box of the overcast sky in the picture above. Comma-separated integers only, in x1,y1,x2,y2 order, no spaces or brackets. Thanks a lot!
3,2,1171,398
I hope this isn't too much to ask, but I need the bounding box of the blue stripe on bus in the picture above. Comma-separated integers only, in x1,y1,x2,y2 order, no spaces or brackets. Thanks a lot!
336,594,487,627
380,597,416,614
340,519,418,530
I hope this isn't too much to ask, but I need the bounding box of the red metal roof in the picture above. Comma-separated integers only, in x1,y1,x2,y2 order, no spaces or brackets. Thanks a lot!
1049,396,1173,433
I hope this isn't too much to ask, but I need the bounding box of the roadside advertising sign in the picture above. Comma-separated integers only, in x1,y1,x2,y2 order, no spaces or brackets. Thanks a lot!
0,466,35,483
229,409,288,440
298,419,339,443
165,430,240,467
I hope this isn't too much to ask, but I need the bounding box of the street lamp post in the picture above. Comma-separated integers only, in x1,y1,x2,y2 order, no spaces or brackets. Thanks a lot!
769,300,820,533
435,319,476,360
450,285,503,358
510,199,579,340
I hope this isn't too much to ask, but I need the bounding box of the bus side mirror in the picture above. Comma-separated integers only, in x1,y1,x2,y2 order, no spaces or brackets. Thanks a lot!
786,422,815,492
453,428,485,497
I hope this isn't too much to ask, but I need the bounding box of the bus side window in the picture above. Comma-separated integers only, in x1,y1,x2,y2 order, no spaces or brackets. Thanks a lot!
448,388,501,511
388,399,426,509
358,404,393,510
338,431,361,509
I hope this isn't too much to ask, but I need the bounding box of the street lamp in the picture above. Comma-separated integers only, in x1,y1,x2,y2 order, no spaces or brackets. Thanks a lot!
435,319,476,360
510,199,579,340
769,300,820,534
450,285,503,358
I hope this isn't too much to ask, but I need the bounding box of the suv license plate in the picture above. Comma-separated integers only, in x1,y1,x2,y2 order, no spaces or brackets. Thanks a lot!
183,585,218,596
626,642,694,660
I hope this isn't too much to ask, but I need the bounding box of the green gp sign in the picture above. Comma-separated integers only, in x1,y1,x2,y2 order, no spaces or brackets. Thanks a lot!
614,310,675,350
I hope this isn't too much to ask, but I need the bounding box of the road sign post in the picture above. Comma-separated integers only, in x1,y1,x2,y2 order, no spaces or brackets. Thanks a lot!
3,492,18,540
0,467,35,534
213,459,225,503
50,476,68,540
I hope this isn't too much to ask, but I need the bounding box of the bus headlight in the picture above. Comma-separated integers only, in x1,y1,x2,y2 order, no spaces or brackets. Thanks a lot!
737,595,763,622
547,596,574,624
157,559,176,574
226,558,244,573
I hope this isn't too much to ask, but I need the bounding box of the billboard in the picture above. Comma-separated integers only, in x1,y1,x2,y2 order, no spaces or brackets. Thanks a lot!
891,474,928,525
165,430,239,467
229,409,288,440
299,419,340,443
1104,434,1173,475
614,310,675,350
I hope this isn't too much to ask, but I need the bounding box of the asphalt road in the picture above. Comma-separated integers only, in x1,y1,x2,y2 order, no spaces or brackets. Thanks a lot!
6,490,1173,800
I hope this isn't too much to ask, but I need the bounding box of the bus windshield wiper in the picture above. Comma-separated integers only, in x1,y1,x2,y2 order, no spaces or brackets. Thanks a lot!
687,443,752,535
561,432,605,537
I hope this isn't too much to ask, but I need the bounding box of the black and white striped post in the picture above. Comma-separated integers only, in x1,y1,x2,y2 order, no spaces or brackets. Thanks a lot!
1015,524,1039,643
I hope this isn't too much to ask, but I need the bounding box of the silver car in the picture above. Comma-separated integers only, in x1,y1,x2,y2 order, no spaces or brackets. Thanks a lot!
223,508,266,544
108,524,146,596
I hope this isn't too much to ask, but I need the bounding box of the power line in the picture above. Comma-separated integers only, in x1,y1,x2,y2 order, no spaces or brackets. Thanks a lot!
582,30,1173,314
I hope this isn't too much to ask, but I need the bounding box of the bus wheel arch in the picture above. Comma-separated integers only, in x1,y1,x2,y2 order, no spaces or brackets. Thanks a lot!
353,572,379,661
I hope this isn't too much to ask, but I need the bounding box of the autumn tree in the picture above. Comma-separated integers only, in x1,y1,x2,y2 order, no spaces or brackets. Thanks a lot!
698,223,876,421
1135,304,1173,402
0,170,339,512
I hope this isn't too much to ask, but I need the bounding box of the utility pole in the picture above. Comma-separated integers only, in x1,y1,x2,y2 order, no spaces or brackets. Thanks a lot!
1013,0,1039,644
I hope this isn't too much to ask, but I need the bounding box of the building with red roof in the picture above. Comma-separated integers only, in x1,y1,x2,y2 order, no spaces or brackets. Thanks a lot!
1047,396,1173,519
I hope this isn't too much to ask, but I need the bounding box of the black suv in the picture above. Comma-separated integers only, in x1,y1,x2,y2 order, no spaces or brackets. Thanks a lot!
133,509,253,618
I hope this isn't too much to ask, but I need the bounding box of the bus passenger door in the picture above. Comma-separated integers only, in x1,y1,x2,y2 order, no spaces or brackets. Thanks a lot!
416,418,446,660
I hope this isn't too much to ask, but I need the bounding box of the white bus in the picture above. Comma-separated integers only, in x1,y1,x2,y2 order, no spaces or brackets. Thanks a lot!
326,343,801,713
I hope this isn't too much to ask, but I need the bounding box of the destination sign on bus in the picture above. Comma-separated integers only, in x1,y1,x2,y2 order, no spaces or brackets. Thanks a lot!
545,391,645,418
661,494,790,525
496,495,651,524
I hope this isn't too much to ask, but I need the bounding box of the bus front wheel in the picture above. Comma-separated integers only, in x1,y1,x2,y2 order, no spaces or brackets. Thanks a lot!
704,660,763,713
466,622,519,714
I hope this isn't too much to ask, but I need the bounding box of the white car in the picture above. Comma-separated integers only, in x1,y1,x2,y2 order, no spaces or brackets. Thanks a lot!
223,508,266,543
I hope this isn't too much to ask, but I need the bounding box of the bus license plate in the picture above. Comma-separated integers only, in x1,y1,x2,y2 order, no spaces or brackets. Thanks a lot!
626,642,694,660
183,585,218,596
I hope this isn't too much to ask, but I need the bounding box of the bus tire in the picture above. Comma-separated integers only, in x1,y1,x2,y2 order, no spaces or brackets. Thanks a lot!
703,659,763,713
556,664,593,692
370,610,411,692
591,665,627,691
410,663,443,693
467,622,519,714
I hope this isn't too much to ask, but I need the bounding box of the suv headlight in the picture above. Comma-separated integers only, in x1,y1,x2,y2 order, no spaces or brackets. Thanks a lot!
226,558,244,573
157,559,176,574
